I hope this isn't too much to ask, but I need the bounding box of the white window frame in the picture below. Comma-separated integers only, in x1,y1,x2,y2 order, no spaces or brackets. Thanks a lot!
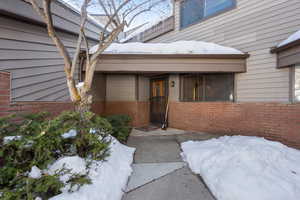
291,65,300,103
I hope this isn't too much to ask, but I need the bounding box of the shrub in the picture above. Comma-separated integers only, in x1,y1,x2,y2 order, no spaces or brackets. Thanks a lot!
0,111,111,199
106,115,132,143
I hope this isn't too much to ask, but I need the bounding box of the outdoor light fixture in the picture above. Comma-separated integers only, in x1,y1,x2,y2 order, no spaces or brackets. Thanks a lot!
171,81,175,87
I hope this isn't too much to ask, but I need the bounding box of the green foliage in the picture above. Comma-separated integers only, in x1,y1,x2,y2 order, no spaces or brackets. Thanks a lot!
1,173,63,200
106,114,132,143
0,111,112,200
0,114,16,136
67,173,91,192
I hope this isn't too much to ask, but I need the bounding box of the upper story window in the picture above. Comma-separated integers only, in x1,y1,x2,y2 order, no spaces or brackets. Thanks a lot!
180,0,236,29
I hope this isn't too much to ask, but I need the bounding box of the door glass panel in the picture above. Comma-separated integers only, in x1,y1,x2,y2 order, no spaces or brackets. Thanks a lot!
152,80,165,97
150,79,167,125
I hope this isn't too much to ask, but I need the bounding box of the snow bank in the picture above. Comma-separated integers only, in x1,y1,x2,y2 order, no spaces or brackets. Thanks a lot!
90,41,244,55
29,166,42,179
61,129,77,139
50,137,135,200
181,136,300,200
48,156,87,183
3,136,22,144
278,30,300,47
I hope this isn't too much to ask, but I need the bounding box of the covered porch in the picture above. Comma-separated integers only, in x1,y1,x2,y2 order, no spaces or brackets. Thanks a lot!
87,41,248,127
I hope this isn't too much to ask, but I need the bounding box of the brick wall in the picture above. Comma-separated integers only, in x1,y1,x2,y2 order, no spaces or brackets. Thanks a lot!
169,101,300,149
102,101,150,127
0,71,74,118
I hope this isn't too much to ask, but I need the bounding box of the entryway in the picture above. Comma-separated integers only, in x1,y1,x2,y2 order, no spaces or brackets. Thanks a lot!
150,77,168,126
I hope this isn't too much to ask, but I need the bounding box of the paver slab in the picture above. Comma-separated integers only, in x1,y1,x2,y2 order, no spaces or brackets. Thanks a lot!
127,136,182,163
126,162,185,192
123,167,215,200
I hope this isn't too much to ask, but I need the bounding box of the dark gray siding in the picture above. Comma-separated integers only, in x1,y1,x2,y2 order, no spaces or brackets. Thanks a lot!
0,14,98,102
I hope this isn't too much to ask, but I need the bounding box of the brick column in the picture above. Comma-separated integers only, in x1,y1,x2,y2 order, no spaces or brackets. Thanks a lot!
0,71,11,117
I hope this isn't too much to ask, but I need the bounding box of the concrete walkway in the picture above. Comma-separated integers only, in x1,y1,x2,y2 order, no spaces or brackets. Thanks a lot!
122,129,218,200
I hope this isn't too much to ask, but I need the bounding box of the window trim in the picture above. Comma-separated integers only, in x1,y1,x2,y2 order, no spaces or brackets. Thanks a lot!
179,73,235,102
291,65,300,103
179,0,237,30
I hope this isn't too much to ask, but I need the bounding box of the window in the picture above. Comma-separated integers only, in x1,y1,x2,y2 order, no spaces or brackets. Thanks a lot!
180,0,236,29
180,74,234,102
294,66,300,102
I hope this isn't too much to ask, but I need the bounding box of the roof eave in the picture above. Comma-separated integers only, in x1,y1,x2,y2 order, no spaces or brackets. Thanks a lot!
271,39,300,53
98,53,250,59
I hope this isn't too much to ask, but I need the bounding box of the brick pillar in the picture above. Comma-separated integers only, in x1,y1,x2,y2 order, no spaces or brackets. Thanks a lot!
0,71,11,117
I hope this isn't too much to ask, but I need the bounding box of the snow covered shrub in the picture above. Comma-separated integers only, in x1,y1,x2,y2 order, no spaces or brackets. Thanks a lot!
106,115,132,143
0,111,111,199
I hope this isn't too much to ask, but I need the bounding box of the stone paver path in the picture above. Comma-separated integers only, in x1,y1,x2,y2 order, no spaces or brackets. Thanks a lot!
122,129,218,200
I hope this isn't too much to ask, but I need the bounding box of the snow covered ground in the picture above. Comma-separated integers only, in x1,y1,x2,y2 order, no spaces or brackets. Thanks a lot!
90,41,244,55
49,137,135,200
181,136,300,200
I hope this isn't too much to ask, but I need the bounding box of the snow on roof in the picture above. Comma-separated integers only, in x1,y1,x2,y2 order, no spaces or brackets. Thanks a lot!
58,0,107,30
278,30,300,47
120,14,173,43
90,41,244,55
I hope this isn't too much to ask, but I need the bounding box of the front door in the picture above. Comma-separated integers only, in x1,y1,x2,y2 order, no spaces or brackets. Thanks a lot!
150,78,168,125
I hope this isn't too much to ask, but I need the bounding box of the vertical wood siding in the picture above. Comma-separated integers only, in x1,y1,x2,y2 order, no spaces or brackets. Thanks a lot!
106,74,137,101
91,73,106,101
151,0,300,102
138,75,150,101
0,15,97,102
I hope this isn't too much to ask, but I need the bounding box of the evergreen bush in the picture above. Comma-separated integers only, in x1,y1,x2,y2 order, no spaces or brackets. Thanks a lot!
106,115,132,143
0,111,112,199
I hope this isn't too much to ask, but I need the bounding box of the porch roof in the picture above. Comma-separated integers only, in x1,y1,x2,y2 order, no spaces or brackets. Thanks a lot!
271,30,300,68
91,41,249,73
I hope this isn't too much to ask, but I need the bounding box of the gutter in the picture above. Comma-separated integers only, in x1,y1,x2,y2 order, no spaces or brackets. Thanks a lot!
270,39,300,54
98,53,250,59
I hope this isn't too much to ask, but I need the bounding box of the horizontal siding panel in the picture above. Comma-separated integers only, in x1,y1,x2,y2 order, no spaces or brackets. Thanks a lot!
0,0,101,40
57,95,70,101
151,0,300,102
0,39,75,52
12,78,66,99
9,65,63,79
0,59,64,70
42,88,70,101
237,82,289,90
0,49,68,60
0,26,76,48
15,84,67,101
12,71,65,89
0,3,99,102
49,1,103,36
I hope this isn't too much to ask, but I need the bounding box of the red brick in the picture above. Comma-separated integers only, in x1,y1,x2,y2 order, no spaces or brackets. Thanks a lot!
168,102,300,149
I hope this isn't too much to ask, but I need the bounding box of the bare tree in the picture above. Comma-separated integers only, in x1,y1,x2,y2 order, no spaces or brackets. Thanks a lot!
24,0,167,113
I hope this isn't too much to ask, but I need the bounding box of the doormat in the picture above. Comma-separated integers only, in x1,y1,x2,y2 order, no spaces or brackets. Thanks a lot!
135,125,160,132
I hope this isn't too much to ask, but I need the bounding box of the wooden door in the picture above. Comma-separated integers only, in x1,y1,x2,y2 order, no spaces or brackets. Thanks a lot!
150,78,168,125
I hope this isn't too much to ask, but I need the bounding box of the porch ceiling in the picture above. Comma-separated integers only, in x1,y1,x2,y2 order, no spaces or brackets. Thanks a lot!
92,54,248,73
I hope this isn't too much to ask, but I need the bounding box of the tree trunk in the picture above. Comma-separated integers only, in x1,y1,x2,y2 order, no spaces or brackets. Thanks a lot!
75,88,93,114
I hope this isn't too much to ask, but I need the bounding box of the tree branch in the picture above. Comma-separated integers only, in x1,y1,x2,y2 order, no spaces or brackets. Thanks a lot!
71,0,90,77
24,0,47,20
43,0,72,74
